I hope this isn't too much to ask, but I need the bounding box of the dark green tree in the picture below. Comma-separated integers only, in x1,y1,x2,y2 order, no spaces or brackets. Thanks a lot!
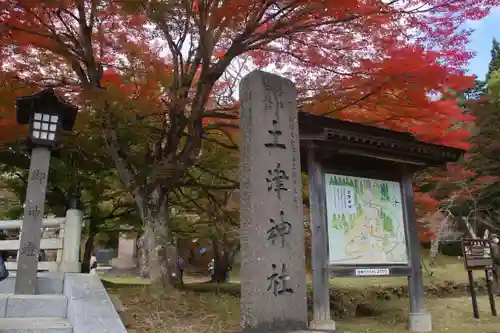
464,68,500,229
170,140,238,284
412,40,500,237
444,39,500,230
0,128,139,272
487,39,500,82
458,39,500,102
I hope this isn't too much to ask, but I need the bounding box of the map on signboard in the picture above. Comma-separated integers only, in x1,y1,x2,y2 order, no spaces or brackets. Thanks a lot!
325,173,409,265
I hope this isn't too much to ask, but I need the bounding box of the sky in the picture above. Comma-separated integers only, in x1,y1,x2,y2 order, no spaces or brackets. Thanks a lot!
466,7,500,80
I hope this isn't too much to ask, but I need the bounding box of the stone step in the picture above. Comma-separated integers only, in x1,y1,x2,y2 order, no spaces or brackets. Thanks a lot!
0,273,64,294
0,294,68,318
0,317,72,333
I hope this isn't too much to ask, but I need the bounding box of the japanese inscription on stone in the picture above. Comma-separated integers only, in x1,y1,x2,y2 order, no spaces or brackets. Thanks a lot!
265,120,287,149
240,70,307,332
267,210,292,248
263,91,292,294
26,204,42,219
30,169,46,184
267,263,294,296
20,241,37,257
266,162,289,200
15,147,52,295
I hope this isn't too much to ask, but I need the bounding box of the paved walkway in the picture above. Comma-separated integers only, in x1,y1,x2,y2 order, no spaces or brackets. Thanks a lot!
99,267,242,284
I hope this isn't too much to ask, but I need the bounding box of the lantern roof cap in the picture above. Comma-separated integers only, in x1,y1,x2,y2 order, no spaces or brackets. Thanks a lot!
16,89,78,131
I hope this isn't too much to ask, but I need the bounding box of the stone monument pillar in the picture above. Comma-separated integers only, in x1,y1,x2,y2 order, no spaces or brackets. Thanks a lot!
111,233,137,270
15,146,51,294
59,208,83,273
239,70,308,333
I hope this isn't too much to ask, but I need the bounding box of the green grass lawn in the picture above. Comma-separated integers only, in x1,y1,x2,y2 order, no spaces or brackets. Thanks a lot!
101,253,468,288
100,275,150,285
337,296,500,333
107,283,500,333
103,254,490,333
220,251,469,288
331,253,470,290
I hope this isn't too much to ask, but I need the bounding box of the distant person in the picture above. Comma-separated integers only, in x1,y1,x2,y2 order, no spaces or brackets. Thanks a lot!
208,259,215,279
188,249,195,265
490,234,500,296
89,254,98,275
90,261,98,275
0,231,9,282
226,264,232,282
177,256,184,281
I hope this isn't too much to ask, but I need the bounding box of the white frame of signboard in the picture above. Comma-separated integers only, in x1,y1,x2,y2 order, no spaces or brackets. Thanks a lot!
323,171,412,278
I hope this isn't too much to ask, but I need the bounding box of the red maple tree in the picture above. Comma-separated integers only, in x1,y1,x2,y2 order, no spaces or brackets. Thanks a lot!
0,0,497,285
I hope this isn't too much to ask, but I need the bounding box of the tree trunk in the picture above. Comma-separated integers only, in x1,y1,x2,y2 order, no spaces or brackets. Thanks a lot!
145,210,180,288
429,213,450,266
484,229,490,239
141,192,180,288
134,232,143,273
211,238,229,283
81,218,98,273
135,187,180,288
228,245,240,267
137,227,151,278
463,216,477,238
429,238,440,266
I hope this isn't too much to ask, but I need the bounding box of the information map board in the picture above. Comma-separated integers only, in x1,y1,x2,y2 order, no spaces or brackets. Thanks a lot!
462,239,493,270
325,173,409,267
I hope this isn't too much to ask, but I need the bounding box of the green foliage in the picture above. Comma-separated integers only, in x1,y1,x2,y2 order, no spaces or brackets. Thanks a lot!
488,69,500,105
0,126,140,247
463,69,500,226
419,40,500,233
170,138,239,253
457,39,500,102
487,39,500,82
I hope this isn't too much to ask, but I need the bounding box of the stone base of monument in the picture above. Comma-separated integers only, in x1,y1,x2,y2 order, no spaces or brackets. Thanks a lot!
111,257,137,270
309,319,336,331
0,272,65,294
0,273,127,333
408,312,432,332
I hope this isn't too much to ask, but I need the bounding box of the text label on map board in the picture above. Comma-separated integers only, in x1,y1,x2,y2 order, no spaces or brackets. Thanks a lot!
355,268,390,276
325,174,409,266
